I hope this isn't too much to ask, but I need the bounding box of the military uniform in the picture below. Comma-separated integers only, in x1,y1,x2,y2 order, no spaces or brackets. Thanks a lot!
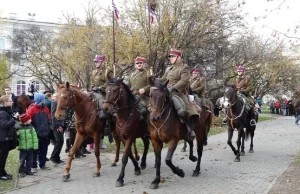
128,57,151,121
91,68,114,89
190,76,209,109
234,75,255,105
161,62,199,119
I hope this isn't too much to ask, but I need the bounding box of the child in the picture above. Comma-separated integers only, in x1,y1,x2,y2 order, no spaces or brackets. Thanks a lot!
16,113,38,177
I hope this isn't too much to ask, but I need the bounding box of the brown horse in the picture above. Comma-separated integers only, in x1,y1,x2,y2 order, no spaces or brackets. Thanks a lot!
102,78,150,187
148,79,213,189
55,82,105,181
17,94,34,114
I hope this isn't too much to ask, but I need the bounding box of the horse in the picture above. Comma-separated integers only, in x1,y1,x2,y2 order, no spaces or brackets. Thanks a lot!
148,79,213,189
102,78,150,187
55,82,105,181
221,85,258,162
17,94,34,114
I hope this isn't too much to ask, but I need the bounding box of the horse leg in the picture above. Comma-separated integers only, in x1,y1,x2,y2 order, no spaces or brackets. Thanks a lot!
132,139,140,161
227,128,237,157
193,137,204,177
63,132,86,182
93,131,101,177
150,141,163,189
234,129,243,162
115,139,138,187
249,130,255,153
181,140,187,152
187,140,197,162
112,131,120,167
240,130,245,156
141,137,150,170
165,140,185,178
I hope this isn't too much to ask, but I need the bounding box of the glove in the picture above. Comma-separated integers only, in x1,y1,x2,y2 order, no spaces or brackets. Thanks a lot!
92,87,99,92
239,90,245,95
168,87,174,93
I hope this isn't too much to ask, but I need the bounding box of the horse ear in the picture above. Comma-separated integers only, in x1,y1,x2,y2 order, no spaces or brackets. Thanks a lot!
66,82,70,89
149,77,155,86
117,77,124,84
55,83,60,89
163,80,169,88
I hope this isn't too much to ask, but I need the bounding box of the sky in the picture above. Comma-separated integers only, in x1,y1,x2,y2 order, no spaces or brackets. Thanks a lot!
0,0,299,39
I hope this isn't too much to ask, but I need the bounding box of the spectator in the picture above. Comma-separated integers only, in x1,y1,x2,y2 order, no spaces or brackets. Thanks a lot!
270,100,275,114
27,93,51,172
16,113,38,177
0,95,16,180
4,87,18,115
49,93,65,165
275,100,280,114
257,97,263,113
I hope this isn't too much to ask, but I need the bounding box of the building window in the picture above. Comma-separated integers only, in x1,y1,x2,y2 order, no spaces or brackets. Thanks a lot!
0,38,5,50
17,80,26,95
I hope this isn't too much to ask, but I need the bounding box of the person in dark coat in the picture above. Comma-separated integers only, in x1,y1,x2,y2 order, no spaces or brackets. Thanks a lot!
0,95,16,180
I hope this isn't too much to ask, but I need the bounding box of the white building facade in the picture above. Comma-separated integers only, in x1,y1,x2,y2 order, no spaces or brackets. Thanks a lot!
0,17,60,95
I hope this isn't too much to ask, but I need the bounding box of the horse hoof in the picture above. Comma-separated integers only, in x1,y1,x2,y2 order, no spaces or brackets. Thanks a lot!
150,183,159,189
135,155,140,161
189,156,198,162
240,151,245,156
234,158,240,162
176,168,185,178
181,148,186,152
111,162,117,167
141,164,147,170
134,169,141,175
192,171,200,177
93,172,100,177
249,149,254,153
62,174,70,182
115,180,124,187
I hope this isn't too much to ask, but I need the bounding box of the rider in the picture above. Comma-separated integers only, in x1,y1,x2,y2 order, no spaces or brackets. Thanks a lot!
234,65,257,126
128,57,151,121
90,55,114,140
160,49,199,140
190,68,210,111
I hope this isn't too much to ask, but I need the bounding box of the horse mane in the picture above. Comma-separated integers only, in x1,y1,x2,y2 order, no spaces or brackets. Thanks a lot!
108,78,136,104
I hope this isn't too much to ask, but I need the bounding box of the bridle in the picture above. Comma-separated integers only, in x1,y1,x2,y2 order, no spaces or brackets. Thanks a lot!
104,83,136,113
149,87,170,119
59,87,97,130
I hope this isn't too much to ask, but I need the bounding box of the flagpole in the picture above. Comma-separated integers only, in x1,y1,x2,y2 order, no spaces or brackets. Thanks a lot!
112,0,116,77
147,0,153,76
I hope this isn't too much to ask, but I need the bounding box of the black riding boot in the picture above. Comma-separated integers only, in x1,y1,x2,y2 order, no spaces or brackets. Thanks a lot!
250,108,257,126
184,118,196,140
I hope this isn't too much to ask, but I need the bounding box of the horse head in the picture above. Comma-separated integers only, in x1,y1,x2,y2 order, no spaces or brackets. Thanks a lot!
103,78,135,113
55,82,77,120
149,79,170,121
223,85,238,109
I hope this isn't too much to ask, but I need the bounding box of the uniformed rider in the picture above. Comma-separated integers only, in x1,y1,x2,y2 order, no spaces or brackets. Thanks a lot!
128,57,151,121
190,68,210,111
160,49,199,140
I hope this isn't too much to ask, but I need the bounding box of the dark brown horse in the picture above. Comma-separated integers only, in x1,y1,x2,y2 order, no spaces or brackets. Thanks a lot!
55,82,104,181
17,94,34,114
148,80,213,189
222,85,258,162
102,78,150,187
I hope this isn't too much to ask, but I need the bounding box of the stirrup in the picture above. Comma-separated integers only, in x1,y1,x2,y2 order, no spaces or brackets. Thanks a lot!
250,119,256,126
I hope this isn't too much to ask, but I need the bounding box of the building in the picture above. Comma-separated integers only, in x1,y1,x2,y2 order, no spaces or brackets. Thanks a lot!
0,14,60,95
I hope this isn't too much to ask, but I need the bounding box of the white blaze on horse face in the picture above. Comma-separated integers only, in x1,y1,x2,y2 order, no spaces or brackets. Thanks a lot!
223,97,230,108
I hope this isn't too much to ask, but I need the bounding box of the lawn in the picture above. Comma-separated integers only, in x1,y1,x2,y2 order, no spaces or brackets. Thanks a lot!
0,149,19,193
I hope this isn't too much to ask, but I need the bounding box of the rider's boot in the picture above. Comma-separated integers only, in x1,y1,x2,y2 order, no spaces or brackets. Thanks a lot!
137,98,147,121
250,107,257,126
184,115,198,140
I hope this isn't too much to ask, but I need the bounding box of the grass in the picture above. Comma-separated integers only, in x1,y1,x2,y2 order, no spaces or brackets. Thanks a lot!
0,149,19,193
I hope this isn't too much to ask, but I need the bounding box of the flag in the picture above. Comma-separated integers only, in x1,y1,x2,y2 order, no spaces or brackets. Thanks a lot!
112,0,120,20
148,7,155,24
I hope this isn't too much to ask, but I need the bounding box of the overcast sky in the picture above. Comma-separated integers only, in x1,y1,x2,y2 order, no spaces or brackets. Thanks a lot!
0,0,298,38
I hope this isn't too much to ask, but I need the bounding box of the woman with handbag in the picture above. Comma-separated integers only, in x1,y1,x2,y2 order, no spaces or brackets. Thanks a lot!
0,95,16,180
